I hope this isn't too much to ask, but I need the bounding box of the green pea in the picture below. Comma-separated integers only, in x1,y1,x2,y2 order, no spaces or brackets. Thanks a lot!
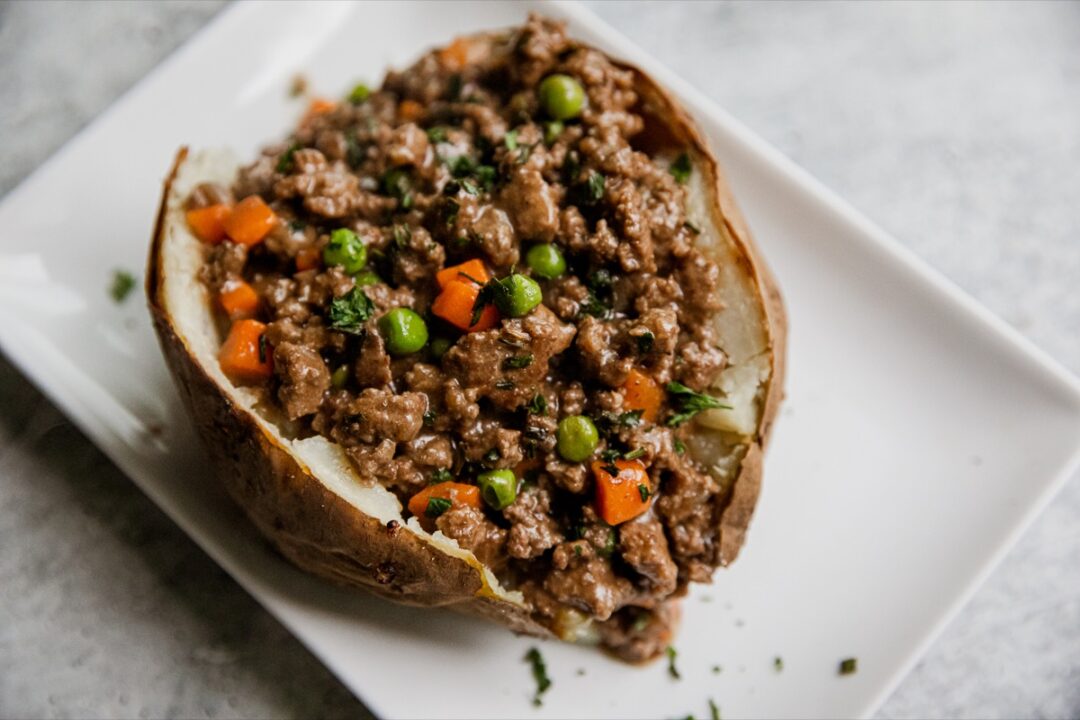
538,74,585,121
495,273,543,317
557,415,599,462
330,365,349,389
525,244,567,279
354,270,383,287
477,469,518,510
348,82,370,104
378,308,429,356
323,228,367,274
429,336,453,360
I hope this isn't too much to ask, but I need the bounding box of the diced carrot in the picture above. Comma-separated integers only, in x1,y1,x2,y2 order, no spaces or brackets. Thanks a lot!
407,481,482,519
398,99,424,122
185,203,231,244
431,280,499,332
435,258,490,289
218,279,260,320
223,195,277,246
295,247,322,272
439,36,478,70
219,319,273,384
622,368,663,423
592,459,652,525
308,97,337,115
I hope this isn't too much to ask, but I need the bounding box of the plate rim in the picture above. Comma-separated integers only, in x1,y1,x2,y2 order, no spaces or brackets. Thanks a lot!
0,1,1079,718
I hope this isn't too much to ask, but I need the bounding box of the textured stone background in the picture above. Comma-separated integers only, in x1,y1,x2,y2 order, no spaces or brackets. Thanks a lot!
1,2,1077,718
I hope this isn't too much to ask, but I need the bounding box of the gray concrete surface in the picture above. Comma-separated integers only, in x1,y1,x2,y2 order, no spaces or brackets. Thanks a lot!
1,1,1078,718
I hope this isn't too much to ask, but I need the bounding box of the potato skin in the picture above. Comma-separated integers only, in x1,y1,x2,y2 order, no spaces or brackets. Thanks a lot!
145,37,786,651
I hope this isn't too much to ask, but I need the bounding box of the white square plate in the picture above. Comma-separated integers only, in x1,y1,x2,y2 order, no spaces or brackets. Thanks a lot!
1,2,1078,718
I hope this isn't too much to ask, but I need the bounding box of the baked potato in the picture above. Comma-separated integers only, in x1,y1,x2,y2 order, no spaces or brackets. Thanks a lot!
146,15,785,661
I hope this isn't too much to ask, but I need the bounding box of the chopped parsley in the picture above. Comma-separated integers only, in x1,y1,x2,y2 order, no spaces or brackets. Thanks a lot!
504,129,518,150
527,394,548,415
711,665,722,674
426,126,448,143
600,462,620,477
328,287,374,334
670,151,692,184
503,353,534,370
673,438,687,455
709,698,721,720
257,333,269,364
839,657,858,676
109,270,135,303
425,496,451,518
666,381,732,426
448,154,496,191
381,168,413,210
524,647,552,707
666,645,682,680
578,292,611,319
430,468,453,484
583,171,605,204
624,447,646,462
774,656,784,672
276,140,301,173
637,483,650,501
636,331,655,354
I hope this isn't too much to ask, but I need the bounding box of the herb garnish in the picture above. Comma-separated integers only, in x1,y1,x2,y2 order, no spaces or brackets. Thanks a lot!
684,220,702,235
524,647,552,707
109,270,135,303
624,447,646,461
636,331,655,354
348,83,370,104
838,657,858,676
430,468,453,484
527,394,548,415
504,129,518,150
583,173,609,205
774,656,784,672
637,484,650,501
276,141,301,173
425,496,452,518
257,333,269,364
328,287,374,334
670,151,692,184
381,168,413,210
709,698,721,720
666,646,682,680
426,126,448,143
448,154,496,191
423,410,436,427
674,438,687,455
503,354,534,370
578,292,611,319
665,382,732,426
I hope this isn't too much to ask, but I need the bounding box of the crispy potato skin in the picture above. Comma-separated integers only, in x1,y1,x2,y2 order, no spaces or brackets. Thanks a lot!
146,40,786,653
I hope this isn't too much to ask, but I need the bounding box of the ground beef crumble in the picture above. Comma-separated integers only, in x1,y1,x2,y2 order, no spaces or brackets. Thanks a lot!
195,14,739,661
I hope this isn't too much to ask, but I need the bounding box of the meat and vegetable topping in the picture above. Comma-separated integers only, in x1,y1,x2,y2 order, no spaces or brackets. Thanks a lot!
187,15,739,660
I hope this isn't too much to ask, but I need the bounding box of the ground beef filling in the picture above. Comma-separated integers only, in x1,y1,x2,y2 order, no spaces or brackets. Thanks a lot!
195,15,730,660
